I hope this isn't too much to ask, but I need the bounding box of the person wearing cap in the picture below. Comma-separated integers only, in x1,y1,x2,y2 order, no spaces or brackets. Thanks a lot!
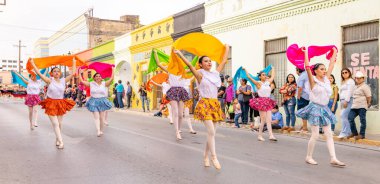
348,71,371,140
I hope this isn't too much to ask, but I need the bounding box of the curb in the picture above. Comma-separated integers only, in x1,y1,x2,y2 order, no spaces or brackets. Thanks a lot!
217,121,380,147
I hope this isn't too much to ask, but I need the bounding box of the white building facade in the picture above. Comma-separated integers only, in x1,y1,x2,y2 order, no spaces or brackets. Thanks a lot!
113,33,132,83
203,0,380,133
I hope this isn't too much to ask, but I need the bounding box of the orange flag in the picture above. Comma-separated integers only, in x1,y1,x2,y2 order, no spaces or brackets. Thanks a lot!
26,55,86,74
168,33,225,78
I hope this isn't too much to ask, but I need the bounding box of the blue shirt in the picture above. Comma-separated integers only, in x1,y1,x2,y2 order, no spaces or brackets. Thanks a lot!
116,83,124,93
271,111,283,127
296,71,310,100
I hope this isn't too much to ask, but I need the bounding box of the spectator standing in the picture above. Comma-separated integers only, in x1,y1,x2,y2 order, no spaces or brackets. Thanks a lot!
233,98,242,128
225,77,235,121
217,74,226,113
328,74,339,132
348,71,371,140
115,80,124,109
139,84,150,112
296,67,310,133
236,79,252,124
280,74,297,132
338,68,355,138
126,81,132,108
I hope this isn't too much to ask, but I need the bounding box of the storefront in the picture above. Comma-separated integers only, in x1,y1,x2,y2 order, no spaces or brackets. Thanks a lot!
203,0,380,133
130,17,174,110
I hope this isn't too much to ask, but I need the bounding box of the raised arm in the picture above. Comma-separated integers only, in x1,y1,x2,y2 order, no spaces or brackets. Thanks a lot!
174,49,202,83
65,58,76,83
268,68,275,83
78,69,90,87
216,44,230,73
105,68,114,87
154,49,168,73
326,48,337,77
30,59,51,84
242,68,261,88
302,47,315,90
14,72,29,85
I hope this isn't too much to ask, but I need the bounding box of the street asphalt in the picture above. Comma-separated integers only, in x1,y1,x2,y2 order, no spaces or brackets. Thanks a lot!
0,100,379,184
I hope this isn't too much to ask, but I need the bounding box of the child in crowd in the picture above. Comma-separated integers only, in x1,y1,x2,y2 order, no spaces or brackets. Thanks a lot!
233,98,242,128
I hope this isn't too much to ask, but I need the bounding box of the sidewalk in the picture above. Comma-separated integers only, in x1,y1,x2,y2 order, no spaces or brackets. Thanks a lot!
117,108,380,147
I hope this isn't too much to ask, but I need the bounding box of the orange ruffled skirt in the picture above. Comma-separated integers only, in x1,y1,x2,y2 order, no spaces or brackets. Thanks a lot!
194,98,223,122
39,98,75,116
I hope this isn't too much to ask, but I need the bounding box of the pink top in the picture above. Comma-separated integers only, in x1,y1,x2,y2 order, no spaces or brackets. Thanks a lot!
47,78,65,99
225,84,234,103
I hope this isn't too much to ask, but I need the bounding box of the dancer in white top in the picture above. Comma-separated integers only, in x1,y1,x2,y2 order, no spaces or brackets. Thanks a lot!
296,47,345,167
154,50,190,140
14,72,45,130
79,69,114,137
244,68,277,141
176,45,229,170
30,59,76,149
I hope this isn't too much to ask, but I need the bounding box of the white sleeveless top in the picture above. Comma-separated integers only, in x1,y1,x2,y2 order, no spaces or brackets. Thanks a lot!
47,78,65,99
162,82,170,95
90,81,107,98
197,69,221,99
168,74,186,87
308,76,332,106
258,81,271,98
27,79,41,95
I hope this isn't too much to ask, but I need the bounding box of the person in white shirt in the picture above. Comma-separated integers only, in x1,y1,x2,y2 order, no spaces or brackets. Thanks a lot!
14,72,43,130
79,69,114,137
296,48,345,167
176,45,229,170
30,59,76,149
338,68,355,138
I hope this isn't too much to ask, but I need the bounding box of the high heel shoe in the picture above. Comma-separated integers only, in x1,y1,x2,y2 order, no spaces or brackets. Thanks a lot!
204,158,210,167
330,159,346,167
211,157,221,170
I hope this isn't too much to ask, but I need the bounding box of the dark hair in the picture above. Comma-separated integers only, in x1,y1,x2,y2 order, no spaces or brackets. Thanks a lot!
330,74,336,84
286,74,296,84
257,71,265,78
51,67,60,72
93,73,101,79
271,80,276,94
241,78,247,84
341,68,352,81
198,56,208,64
68,84,72,88
312,63,325,76
274,105,279,109
118,80,122,84
296,67,305,73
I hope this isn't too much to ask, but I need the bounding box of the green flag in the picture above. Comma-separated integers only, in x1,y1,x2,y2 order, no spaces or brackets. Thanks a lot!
145,48,169,74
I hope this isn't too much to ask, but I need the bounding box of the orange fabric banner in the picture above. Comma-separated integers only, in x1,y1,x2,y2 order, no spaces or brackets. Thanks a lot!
168,33,225,78
146,73,169,92
26,56,86,74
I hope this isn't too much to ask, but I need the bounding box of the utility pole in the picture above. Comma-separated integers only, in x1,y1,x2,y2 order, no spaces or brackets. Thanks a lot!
13,40,26,73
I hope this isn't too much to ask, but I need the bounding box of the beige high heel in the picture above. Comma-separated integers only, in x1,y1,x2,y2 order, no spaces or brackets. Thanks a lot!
211,157,221,170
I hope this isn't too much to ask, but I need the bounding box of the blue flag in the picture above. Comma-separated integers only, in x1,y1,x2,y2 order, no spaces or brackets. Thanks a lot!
233,65,272,92
11,68,49,88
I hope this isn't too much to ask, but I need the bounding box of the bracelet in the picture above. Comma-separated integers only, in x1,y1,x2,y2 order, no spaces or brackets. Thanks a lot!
305,65,311,70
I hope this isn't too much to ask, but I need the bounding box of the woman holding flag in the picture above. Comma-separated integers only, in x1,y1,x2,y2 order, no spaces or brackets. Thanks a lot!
79,68,114,137
30,58,76,149
13,71,44,130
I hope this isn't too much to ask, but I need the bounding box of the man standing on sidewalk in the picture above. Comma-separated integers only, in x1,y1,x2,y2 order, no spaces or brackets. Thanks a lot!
296,68,310,133
126,81,132,108
116,80,125,109
348,71,371,140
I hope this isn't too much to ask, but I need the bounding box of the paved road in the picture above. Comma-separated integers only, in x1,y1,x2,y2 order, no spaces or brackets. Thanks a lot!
1,100,379,184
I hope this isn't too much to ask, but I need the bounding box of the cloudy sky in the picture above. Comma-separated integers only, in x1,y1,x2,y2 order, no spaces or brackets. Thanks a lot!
0,0,205,60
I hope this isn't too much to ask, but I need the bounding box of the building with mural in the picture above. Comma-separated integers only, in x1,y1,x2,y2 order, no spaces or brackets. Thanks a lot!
129,17,174,110
203,0,380,133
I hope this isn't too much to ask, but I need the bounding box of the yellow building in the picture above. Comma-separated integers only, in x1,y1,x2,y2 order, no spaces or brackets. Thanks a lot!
130,17,174,110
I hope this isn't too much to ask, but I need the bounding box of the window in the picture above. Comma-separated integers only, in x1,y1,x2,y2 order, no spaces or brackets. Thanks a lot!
343,21,379,110
264,37,287,105
2,60,6,63
13,60,17,63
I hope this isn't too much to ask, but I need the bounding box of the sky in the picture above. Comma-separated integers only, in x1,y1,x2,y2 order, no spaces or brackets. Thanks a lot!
0,0,205,60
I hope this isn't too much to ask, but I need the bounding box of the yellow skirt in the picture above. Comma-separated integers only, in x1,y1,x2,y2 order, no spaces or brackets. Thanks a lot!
194,98,223,122
184,99,193,109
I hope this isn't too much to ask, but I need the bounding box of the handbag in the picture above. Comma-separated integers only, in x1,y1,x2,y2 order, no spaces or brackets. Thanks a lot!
228,104,234,113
